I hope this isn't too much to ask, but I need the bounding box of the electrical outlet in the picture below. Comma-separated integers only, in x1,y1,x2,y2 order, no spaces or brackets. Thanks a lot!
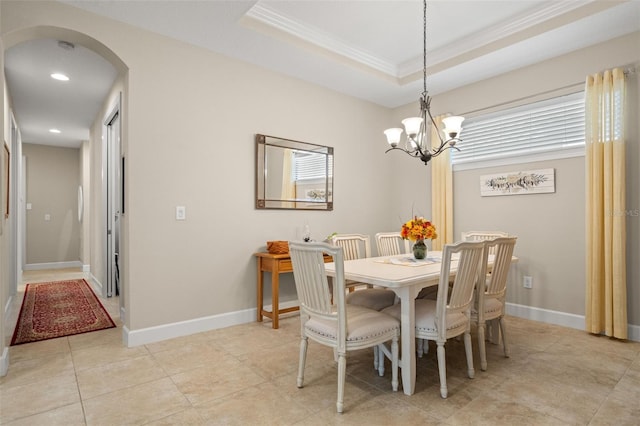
176,206,186,220
523,276,533,289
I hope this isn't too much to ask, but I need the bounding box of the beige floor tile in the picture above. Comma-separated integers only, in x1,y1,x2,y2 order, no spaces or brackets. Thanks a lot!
492,373,605,424
68,325,123,351
0,373,80,423
82,377,190,425
6,337,71,363
443,393,568,425
76,354,168,399
150,340,228,375
4,402,86,426
0,351,74,388
144,407,208,425
71,341,149,372
298,394,441,425
589,391,640,426
4,269,640,426
194,381,312,425
171,358,267,405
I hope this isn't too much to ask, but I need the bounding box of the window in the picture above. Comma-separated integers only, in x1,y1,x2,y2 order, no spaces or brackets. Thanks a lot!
452,92,585,170
293,151,333,181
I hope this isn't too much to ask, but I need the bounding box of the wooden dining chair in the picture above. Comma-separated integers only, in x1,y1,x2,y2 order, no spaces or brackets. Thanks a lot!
383,240,487,398
289,241,400,413
472,236,517,370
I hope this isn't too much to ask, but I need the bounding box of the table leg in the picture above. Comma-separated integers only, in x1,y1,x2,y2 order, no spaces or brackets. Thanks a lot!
257,262,264,323
395,285,418,395
271,269,280,329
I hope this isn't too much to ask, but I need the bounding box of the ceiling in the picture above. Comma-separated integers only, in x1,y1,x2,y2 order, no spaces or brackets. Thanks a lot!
4,0,640,148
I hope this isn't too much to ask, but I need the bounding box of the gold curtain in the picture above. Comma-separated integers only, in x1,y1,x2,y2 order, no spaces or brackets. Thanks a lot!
430,115,453,250
585,68,627,339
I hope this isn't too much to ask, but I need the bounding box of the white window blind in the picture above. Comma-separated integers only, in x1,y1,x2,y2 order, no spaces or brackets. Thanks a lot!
293,151,332,181
452,92,585,167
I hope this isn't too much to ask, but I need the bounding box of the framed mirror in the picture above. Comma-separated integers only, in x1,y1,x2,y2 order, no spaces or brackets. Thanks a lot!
256,134,333,210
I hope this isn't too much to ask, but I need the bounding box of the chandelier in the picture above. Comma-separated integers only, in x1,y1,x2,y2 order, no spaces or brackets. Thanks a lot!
384,0,464,165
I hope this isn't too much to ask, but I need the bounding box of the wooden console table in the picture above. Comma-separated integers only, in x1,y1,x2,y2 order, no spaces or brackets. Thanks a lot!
254,251,331,329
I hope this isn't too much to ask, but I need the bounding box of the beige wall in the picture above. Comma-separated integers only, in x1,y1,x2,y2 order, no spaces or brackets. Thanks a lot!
1,1,392,332
413,32,640,325
23,143,80,264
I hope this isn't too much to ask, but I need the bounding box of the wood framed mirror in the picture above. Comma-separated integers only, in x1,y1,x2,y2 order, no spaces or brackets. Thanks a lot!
256,134,333,210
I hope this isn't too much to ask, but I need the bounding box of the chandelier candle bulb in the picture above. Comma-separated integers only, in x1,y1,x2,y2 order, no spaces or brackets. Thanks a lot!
384,128,403,147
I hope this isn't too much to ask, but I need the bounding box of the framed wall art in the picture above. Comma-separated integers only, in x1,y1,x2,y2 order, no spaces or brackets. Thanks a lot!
480,168,555,197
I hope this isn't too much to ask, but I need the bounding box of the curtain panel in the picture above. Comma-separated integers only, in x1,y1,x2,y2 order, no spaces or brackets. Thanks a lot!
430,115,453,251
585,68,627,339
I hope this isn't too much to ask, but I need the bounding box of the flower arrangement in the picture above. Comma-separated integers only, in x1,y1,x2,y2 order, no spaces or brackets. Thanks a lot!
401,216,437,242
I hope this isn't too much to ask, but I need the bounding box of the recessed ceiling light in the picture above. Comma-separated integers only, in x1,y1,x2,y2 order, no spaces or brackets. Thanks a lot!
49,128,61,134
51,73,69,81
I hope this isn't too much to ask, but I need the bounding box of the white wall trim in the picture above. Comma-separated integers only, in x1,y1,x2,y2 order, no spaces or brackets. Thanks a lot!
23,261,82,271
4,294,14,318
87,273,103,296
82,264,90,273
0,347,9,377
124,307,259,347
506,302,639,342
122,300,638,348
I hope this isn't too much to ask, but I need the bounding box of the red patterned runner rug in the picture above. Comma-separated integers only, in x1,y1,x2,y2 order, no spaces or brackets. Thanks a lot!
11,279,116,345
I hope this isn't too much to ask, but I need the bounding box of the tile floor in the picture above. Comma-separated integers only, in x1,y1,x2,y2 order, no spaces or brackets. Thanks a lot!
1,268,639,425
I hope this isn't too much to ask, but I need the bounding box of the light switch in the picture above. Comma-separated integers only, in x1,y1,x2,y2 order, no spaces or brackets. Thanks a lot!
44,214,51,221
26,203,32,210
176,206,186,220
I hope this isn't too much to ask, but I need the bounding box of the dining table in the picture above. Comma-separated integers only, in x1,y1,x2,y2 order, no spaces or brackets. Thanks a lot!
324,251,517,396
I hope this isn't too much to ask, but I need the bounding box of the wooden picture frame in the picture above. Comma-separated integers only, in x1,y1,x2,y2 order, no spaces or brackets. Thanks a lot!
3,142,9,218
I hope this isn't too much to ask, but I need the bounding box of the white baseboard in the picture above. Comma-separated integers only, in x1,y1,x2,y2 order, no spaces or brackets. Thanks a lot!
87,273,103,294
124,307,258,347
4,294,14,320
506,302,639,342
24,261,82,271
0,347,9,377
122,301,637,348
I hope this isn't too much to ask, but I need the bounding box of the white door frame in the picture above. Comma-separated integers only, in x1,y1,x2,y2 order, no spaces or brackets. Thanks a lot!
103,96,122,299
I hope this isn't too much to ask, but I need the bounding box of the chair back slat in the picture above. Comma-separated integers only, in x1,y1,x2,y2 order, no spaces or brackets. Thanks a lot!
446,241,487,311
485,237,517,298
289,242,343,318
331,234,371,260
461,231,509,255
375,232,410,256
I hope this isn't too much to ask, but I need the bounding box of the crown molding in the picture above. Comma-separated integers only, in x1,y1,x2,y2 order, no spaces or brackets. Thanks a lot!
247,1,604,83
245,3,397,77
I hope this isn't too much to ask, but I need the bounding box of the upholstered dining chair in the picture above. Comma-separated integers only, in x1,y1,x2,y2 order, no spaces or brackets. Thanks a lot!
472,236,517,371
331,233,397,373
331,233,396,308
375,231,410,256
288,241,400,413
383,240,487,398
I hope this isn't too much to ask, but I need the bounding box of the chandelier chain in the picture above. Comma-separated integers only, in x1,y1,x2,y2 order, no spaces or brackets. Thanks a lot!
423,0,427,97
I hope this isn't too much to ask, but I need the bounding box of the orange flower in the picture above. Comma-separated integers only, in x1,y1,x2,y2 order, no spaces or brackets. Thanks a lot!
401,216,438,241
